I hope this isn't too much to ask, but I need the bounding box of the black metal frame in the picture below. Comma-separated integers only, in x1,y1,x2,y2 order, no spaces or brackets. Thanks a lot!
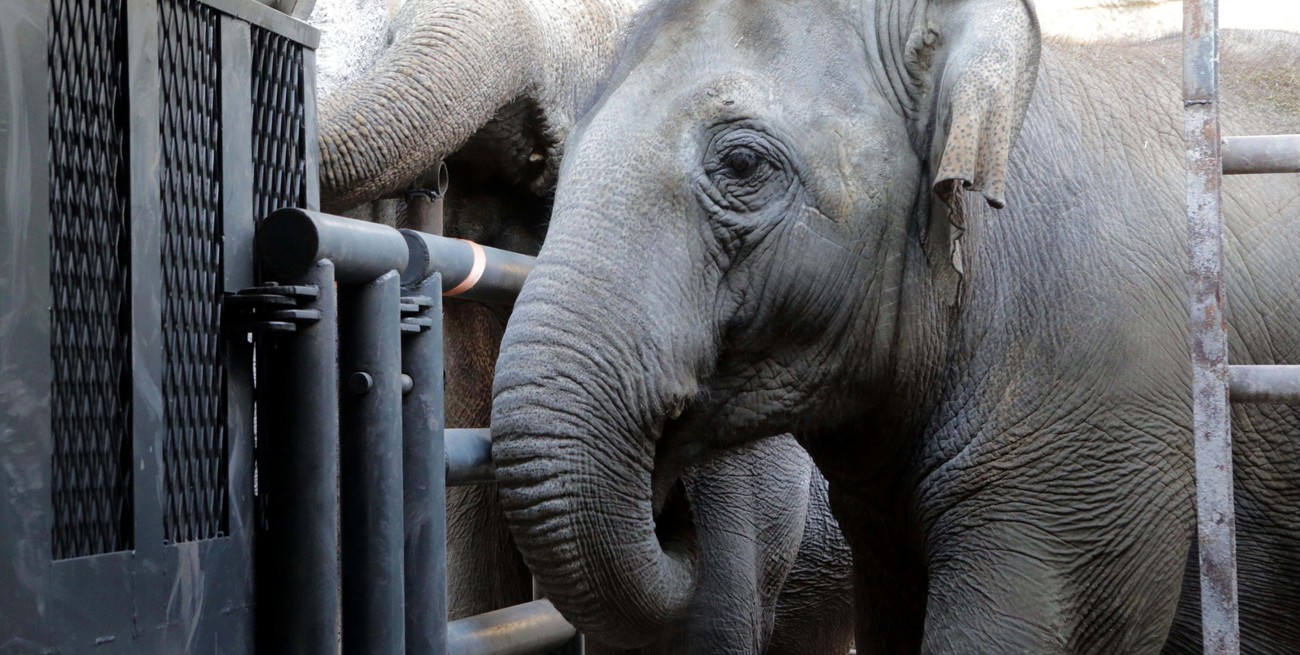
0,0,316,651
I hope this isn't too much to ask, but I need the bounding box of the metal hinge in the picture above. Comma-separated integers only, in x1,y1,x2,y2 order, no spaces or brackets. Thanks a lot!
225,283,323,335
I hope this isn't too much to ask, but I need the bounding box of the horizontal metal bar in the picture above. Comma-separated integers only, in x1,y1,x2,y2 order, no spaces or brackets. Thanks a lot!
446,428,494,486
401,230,535,305
447,600,577,655
260,208,409,283
1221,135,1300,175
200,0,320,48
1228,365,1300,403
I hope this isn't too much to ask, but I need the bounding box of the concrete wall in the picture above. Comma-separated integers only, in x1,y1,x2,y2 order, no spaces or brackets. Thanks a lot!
1036,0,1300,41
307,0,1300,99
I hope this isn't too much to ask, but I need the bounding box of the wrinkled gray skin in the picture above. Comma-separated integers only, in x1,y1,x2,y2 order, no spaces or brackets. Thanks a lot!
316,1,856,652
489,0,1300,651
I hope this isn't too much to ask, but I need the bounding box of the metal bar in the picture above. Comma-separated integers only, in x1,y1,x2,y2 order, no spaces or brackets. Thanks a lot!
401,230,535,305
0,0,53,645
256,262,341,653
341,270,407,655
198,0,320,48
533,581,585,655
259,208,409,282
446,600,577,655
403,275,449,655
1228,365,1300,403
446,429,496,486
405,162,449,235
1221,135,1300,175
1183,0,1241,652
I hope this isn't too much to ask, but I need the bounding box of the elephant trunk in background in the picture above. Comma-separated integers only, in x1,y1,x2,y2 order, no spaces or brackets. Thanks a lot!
316,0,650,212
318,0,536,210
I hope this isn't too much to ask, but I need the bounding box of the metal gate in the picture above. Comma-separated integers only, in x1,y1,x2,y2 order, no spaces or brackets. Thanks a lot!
0,0,317,651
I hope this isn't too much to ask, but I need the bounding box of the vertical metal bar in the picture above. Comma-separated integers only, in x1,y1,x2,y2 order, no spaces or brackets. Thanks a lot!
302,46,320,212
127,1,167,644
256,262,341,653
220,10,256,532
341,270,407,655
402,275,448,655
1183,0,1240,653
0,0,52,645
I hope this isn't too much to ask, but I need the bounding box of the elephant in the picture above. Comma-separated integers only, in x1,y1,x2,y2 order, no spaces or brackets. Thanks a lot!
486,0,1300,652
314,0,857,652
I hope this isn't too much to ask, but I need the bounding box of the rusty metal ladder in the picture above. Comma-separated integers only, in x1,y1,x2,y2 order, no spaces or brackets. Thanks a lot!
1183,1,1300,653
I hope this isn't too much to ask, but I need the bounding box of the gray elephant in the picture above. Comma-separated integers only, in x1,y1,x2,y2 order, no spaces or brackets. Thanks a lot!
315,0,856,652
487,0,1300,653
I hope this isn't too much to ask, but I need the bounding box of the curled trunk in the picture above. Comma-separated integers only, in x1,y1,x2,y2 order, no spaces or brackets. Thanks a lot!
491,262,697,648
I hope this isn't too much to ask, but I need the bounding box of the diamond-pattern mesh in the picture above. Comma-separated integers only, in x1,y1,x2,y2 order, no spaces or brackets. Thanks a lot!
160,0,227,544
251,27,306,221
48,0,134,560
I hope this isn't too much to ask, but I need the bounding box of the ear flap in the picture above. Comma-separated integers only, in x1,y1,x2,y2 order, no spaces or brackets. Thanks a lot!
906,0,1040,271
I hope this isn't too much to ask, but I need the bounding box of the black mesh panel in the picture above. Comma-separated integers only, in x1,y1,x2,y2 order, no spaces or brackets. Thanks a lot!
48,0,134,560
160,0,227,544
251,27,306,221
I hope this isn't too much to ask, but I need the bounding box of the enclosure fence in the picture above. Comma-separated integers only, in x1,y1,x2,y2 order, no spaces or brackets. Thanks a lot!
1182,0,1300,654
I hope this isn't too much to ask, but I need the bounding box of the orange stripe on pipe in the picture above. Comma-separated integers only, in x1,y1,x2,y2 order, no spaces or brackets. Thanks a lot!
444,239,487,297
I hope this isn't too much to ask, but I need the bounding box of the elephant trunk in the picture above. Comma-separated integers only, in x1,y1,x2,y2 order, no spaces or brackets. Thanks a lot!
491,254,699,649
317,0,538,211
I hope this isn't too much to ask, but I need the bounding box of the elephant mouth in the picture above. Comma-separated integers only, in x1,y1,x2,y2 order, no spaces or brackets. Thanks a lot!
653,477,697,559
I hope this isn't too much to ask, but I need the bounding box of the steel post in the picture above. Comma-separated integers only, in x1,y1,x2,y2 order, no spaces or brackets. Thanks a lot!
406,162,449,235
402,274,448,655
1183,0,1240,652
341,270,407,655
255,262,341,653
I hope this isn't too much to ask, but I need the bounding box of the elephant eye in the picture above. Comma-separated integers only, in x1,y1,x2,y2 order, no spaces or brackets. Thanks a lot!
701,125,795,216
722,148,761,179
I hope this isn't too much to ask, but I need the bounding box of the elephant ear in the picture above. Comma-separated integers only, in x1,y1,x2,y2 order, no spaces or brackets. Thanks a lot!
906,0,1040,272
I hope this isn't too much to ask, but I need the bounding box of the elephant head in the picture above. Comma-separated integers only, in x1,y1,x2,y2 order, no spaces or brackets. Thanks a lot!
491,0,1039,648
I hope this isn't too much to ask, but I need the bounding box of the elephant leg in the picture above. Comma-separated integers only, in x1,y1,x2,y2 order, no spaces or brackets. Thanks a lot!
766,473,855,655
443,300,533,618
634,437,812,655
919,511,1187,655
446,484,533,618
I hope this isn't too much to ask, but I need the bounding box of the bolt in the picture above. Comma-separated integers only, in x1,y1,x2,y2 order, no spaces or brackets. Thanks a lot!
347,371,373,395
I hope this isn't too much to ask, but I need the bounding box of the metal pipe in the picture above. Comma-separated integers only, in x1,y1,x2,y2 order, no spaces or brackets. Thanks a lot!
446,428,495,486
1183,0,1240,652
1221,135,1300,175
446,600,577,655
255,262,341,653
400,230,535,305
406,161,449,235
402,275,448,655
341,270,406,655
259,208,409,283
1228,365,1300,403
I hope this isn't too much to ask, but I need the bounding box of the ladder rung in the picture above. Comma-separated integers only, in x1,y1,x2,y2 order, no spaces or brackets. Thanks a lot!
1228,365,1300,403
1221,135,1300,175
446,428,494,486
